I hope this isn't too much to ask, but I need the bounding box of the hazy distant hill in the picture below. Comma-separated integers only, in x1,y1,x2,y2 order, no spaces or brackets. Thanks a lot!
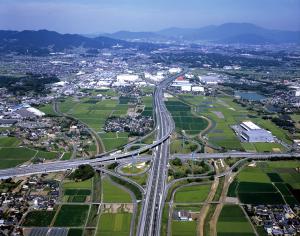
108,23,300,44
105,31,164,41
0,30,156,55
0,23,299,55
158,23,300,44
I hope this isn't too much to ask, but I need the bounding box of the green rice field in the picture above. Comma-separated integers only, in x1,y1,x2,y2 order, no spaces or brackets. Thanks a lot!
100,132,129,151
0,137,20,147
54,205,89,227
217,205,255,236
36,150,58,160
102,178,132,203
172,220,197,236
174,184,211,203
22,210,56,227
228,161,300,205
96,213,132,236
59,97,126,132
166,99,208,135
0,147,36,169
63,178,93,189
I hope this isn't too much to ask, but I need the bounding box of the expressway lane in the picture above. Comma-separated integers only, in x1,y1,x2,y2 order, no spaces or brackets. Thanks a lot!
0,156,153,179
0,150,299,179
172,152,300,160
137,73,177,236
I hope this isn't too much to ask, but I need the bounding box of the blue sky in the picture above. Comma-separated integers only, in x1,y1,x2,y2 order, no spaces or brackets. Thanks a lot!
0,0,299,33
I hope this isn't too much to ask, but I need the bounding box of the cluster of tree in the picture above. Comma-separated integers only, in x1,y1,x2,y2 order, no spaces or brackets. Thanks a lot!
271,117,294,128
169,159,210,179
0,73,59,95
69,164,95,181
168,169,187,179
189,144,198,152
224,82,271,95
171,158,182,166
60,118,76,130
0,178,21,192
262,115,295,132
191,160,210,172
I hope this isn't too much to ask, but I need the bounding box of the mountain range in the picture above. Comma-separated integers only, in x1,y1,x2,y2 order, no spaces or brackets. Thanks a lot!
0,23,299,55
106,23,300,44
0,30,155,55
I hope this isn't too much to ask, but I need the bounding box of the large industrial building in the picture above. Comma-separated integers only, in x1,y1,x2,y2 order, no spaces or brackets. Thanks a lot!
198,74,223,85
233,121,274,143
171,76,204,92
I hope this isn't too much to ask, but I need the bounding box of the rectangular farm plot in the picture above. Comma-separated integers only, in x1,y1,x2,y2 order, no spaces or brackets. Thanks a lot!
238,192,285,205
230,161,300,205
64,189,90,203
69,195,87,203
100,132,129,151
141,97,153,117
63,178,93,189
63,179,92,202
265,161,300,189
102,178,132,203
253,143,285,152
22,210,56,227
237,182,285,205
241,143,257,152
174,184,211,203
266,161,300,169
36,150,59,160
237,167,270,183
96,213,132,236
172,221,197,236
267,172,283,182
0,147,36,169
54,205,89,227
278,172,300,189
217,205,255,236
275,183,292,195
59,97,125,132
64,189,91,195
237,182,277,193
275,183,299,205
166,100,208,135
0,137,20,147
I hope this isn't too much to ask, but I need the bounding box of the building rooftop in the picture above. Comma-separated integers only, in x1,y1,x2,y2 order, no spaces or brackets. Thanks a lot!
241,121,261,130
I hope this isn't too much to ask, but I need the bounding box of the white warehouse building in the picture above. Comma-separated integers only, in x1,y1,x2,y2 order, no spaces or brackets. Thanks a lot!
169,67,182,74
239,121,274,143
192,86,204,92
117,74,139,83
